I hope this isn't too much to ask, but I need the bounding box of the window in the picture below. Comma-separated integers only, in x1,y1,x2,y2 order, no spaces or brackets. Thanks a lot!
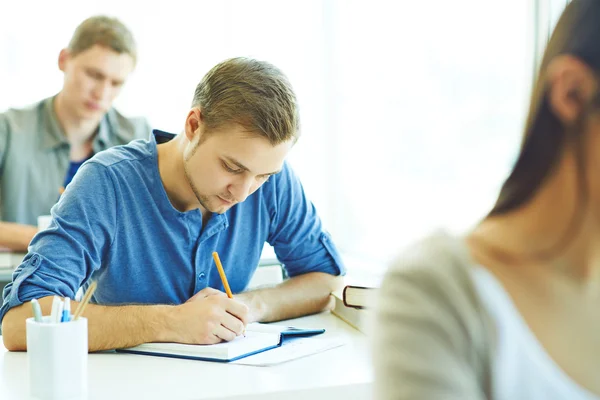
325,1,535,269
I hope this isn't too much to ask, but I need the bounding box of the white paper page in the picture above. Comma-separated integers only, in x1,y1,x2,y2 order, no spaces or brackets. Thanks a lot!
232,337,347,366
246,322,296,333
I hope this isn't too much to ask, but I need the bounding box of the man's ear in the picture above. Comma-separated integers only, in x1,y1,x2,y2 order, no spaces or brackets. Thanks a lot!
547,55,598,125
58,49,70,72
184,107,204,143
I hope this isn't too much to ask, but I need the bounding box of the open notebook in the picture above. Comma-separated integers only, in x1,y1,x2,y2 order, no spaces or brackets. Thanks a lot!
116,323,325,362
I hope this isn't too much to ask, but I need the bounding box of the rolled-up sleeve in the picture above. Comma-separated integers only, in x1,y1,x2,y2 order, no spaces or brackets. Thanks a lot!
267,162,345,278
0,161,117,322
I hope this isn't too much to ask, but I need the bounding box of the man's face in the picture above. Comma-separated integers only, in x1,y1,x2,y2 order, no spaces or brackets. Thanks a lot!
59,44,135,121
183,125,293,214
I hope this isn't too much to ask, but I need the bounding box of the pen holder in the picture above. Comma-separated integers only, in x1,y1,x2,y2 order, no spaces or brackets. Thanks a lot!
26,316,88,400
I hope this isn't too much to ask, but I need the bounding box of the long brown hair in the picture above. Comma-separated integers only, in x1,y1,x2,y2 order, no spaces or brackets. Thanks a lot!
490,0,600,216
486,0,600,257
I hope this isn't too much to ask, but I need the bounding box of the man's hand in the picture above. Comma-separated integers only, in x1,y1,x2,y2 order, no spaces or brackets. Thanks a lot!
169,287,249,344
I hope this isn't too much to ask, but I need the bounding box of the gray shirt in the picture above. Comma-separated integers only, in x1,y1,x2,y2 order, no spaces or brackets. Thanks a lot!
373,231,494,399
374,232,600,400
0,96,150,225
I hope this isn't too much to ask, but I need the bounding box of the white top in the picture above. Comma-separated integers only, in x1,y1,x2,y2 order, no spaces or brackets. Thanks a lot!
472,267,599,400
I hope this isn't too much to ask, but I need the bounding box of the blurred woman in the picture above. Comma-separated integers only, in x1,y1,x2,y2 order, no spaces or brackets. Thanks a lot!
374,1,600,399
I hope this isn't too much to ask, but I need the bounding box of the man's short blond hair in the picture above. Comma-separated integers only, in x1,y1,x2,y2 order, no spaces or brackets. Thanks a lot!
67,15,137,64
191,57,300,145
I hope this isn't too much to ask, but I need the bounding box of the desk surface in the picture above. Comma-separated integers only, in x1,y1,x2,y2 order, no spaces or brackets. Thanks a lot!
0,312,373,400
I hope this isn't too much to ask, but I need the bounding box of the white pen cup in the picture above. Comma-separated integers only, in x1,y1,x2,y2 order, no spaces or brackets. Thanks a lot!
37,215,53,232
26,316,88,400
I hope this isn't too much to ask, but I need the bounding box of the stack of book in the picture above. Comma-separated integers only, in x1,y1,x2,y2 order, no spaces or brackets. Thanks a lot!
332,284,378,334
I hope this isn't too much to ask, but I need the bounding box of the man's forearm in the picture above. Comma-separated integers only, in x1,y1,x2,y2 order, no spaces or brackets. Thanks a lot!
2,272,343,351
0,221,38,251
237,272,343,323
2,296,175,352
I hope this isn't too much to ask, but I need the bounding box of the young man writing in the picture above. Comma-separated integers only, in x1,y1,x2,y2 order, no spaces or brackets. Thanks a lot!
0,15,150,251
1,57,344,351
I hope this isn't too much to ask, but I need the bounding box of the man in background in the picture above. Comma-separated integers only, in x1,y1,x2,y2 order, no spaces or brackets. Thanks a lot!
0,15,150,251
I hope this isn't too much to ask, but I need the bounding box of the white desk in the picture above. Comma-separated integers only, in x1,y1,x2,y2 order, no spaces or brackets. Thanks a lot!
0,312,373,400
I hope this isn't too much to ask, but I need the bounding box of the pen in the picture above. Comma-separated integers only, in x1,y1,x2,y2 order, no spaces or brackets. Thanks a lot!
61,297,71,322
55,299,64,324
30,299,43,322
212,251,245,337
50,295,61,323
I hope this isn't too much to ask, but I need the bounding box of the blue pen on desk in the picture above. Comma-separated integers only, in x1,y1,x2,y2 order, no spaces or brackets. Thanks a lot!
61,298,71,322
30,299,43,322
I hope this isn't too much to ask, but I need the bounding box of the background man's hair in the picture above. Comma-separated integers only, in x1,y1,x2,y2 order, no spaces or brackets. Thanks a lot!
68,15,137,64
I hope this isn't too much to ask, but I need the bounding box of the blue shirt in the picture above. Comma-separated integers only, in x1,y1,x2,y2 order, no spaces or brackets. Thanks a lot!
62,156,92,191
0,131,344,321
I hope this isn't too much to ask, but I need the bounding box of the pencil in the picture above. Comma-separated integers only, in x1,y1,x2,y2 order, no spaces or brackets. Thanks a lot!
72,281,97,321
212,251,245,336
212,252,233,298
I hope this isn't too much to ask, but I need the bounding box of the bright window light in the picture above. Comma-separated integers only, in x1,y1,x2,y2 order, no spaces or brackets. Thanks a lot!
1,1,560,273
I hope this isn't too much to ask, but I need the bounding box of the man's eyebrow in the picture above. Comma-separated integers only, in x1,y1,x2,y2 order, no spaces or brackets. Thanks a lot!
85,67,123,85
225,157,281,176
85,67,104,76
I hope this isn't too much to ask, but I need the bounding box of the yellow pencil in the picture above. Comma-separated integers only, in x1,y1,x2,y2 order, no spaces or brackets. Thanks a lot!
212,252,233,298
212,251,245,336
72,281,97,320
